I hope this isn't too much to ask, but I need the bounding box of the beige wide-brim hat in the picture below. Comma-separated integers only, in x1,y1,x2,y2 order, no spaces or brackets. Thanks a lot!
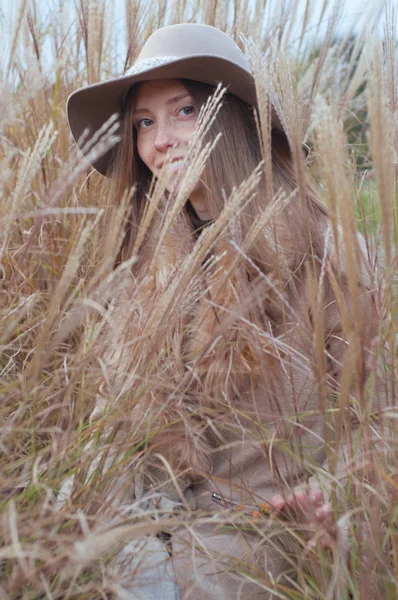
67,23,301,177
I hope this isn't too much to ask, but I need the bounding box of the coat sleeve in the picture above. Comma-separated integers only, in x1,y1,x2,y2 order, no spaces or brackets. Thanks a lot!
309,226,386,497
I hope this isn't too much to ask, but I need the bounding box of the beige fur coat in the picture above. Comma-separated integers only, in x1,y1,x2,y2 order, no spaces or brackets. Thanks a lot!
93,205,382,598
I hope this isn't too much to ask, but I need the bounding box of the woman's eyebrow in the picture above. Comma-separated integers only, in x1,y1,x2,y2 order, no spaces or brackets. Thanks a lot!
133,93,192,115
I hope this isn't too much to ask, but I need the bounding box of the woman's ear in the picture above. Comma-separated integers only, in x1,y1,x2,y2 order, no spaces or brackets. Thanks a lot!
271,129,310,162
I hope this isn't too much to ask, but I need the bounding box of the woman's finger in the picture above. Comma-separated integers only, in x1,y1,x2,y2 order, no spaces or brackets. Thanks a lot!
315,502,332,521
308,488,324,504
269,494,287,511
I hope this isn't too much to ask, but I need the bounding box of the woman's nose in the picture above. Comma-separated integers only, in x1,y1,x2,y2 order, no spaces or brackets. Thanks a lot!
154,122,178,152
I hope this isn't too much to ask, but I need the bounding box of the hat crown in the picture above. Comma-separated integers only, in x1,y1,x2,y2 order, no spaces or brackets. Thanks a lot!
137,23,249,71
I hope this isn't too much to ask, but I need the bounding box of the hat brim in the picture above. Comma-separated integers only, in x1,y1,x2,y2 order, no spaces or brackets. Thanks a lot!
68,55,261,176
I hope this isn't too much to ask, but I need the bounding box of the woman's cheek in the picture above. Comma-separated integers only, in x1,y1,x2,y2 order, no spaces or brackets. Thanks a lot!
137,139,153,173
184,120,197,142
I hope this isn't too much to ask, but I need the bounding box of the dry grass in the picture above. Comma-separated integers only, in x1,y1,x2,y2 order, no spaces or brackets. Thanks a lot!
0,0,397,598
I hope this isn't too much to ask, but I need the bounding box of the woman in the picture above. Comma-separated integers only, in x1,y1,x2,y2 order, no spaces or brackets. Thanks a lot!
67,23,379,599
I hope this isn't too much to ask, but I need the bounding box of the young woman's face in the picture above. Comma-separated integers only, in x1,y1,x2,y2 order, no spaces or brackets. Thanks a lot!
132,79,209,217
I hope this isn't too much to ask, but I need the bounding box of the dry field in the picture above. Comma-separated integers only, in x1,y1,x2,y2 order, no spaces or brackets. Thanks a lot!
0,0,397,598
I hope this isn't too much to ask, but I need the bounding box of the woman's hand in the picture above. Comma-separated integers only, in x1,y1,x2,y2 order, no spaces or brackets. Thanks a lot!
270,487,336,549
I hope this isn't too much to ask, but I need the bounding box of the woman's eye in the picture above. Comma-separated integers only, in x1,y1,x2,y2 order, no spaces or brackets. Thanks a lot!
179,105,195,117
136,118,153,129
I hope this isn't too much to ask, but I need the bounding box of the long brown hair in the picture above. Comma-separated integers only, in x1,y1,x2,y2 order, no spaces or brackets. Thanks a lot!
104,78,328,277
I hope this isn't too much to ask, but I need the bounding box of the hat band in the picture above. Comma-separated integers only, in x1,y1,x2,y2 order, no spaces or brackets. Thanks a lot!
125,56,179,77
